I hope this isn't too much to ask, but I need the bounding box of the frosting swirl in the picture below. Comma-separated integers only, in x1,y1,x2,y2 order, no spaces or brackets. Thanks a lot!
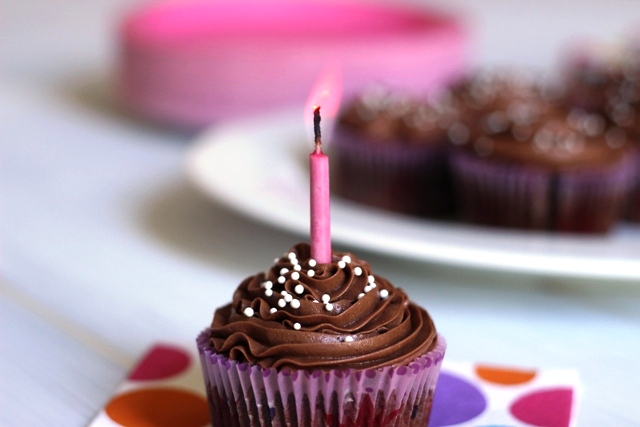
209,243,437,370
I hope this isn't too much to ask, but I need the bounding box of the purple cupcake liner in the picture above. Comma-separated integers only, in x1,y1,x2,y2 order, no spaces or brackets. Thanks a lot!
197,330,446,427
330,126,453,218
450,149,636,232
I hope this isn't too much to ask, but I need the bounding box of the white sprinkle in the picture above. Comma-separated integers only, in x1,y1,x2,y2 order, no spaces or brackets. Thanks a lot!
368,275,375,283
448,122,470,145
280,268,289,275
274,258,279,263
290,258,299,265
308,259,317,267
291,272,300,281
277,276,286,284
354,267,363,276
380,289,389,299
325,303,334,312
293,322,301,330
313,300,319,303
281,290,288,296
357,293,365,300
342,255,352,263
270,307,277,314
278,299,286,308
263,281,273,290
344,336,354,342
370,283,376,288
308,270,315,277
294,284,304,295
243,307,254,317
284,293,293,303
290,299,301,309
364,285,372,293
288,252,297,260
338,260,346,269
293,264,302,271
265,289,273,297
322,294,330,303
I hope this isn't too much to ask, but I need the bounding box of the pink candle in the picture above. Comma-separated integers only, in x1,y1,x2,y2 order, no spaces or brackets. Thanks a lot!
309,106,331,264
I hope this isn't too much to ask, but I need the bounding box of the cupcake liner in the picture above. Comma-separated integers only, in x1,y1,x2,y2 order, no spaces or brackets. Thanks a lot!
450,150,552,229
197,330,446,427
450,149,636,232
331,127,453,218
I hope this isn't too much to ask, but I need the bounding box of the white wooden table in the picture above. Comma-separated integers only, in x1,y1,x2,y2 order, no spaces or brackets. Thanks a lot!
3,0,640,425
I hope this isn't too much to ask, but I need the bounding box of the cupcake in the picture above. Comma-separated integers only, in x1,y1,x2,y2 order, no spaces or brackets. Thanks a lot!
603,47,640,222
197,243,445,427
449,102,635,232
563,44,640,222
330,86,457,218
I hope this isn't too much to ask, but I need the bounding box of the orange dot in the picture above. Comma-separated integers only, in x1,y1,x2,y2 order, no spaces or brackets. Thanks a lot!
475,364,537,385
106,388,210,427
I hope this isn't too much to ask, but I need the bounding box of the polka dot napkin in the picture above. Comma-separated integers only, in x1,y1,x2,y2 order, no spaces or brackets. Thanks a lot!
89,344,580,427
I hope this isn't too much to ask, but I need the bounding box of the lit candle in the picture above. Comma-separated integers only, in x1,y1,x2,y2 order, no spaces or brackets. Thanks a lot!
309,106,331,264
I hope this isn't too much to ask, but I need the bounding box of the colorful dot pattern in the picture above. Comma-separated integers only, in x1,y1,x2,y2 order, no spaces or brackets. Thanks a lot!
97,344,209,427
89,345,579,427
429,363,578,427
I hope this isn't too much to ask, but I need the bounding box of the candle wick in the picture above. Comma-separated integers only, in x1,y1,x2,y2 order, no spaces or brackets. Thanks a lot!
313,106,322,153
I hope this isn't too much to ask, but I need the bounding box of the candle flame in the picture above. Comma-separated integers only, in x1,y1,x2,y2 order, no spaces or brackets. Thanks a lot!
305,65,342,145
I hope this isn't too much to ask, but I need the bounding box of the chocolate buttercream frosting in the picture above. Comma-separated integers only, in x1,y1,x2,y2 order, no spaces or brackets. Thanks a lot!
210,243,437,371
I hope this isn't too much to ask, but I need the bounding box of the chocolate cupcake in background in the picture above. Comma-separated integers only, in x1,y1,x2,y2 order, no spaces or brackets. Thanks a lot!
606,47,640,222
330,86,457,218
197,243,446,427
563,45,640,222
448,100,635,232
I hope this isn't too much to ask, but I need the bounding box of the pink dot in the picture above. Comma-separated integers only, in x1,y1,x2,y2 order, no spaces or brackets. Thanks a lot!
510,387,573,427
128,345,191,381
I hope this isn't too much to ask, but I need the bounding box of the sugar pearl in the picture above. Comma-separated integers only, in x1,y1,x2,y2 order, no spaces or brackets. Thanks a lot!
308,259,317,267
288,252,297,260
284,294,293,303
291,272,300,281
357,293,365,300
277,276,286,284
325,303,334,312
344,336,354,342
342,255,352,263
380,289,389,299
364,285,372,293
280,268,289,275
294,284,304,295
265,289,273,297
322,294,330,303
293,264,302,271
368,275,375,283
278,299,286,308
290,299,301,309
308,270,315,277
263,281,273,289
338,260,346,269
354,267,362,276
293,322,301,330
290,258,299,265
270,307,277,314
243,307,254,317
370,283,376,288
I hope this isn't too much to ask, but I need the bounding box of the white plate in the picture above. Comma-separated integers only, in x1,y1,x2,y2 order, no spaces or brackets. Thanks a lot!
185,110,640,281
